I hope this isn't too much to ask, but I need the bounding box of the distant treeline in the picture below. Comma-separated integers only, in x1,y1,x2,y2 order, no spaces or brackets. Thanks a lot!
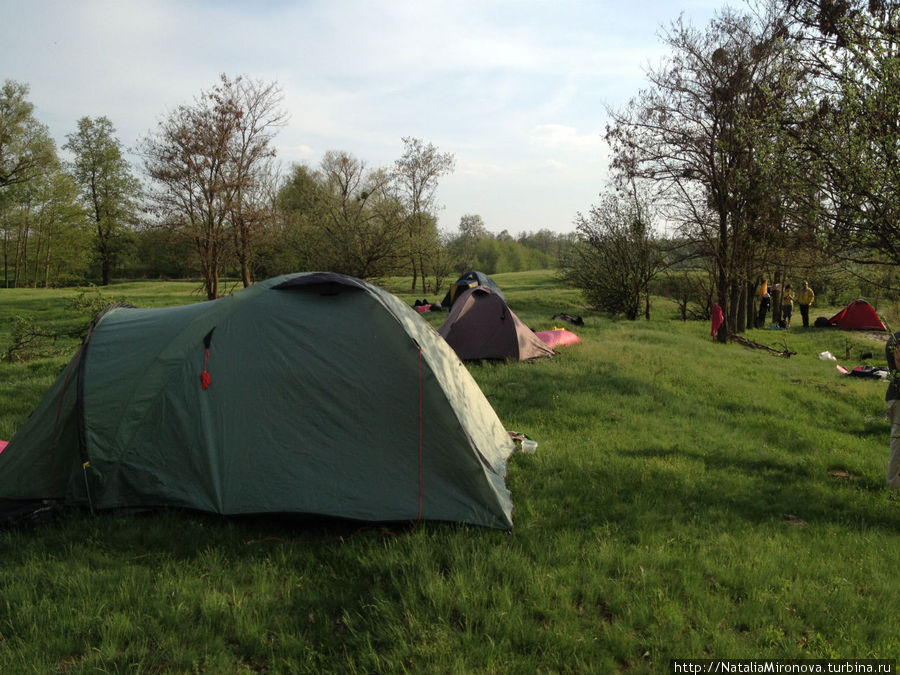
1,78,576,296
122,225,576,287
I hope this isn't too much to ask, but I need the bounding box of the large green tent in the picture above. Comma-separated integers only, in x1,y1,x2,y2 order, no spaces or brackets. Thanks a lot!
0,273,515,529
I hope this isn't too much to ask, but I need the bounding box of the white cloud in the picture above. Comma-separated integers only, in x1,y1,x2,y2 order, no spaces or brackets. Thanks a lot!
2,0,720,234
529,125,605,153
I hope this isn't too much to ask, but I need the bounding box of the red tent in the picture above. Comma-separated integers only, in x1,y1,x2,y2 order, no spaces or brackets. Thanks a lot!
828,300,886,331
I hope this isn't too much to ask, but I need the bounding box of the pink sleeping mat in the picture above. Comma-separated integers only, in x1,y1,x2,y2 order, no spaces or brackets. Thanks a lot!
535,329,582,348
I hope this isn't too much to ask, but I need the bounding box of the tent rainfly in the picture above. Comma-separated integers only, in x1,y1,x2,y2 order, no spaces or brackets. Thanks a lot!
827,299,887,331
0,273,515,529
438,286,555,362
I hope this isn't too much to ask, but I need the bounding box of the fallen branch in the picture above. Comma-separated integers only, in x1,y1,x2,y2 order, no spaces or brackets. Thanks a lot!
728,333,796,358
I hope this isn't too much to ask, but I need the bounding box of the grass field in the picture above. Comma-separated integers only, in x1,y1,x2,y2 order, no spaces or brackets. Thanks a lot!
1,271,899,673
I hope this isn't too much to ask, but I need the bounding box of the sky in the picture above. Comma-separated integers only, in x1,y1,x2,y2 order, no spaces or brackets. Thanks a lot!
2,0,726,235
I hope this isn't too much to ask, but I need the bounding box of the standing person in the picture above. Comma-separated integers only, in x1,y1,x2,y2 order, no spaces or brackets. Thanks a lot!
797,280,815,328
781,284,795,328
885,333,900,490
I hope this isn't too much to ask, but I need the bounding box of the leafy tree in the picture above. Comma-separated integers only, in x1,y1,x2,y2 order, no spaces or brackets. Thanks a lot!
456,214,488,270
777,0,900,270
517,229,575,265
64,116,140,285
271,163,331,274
319,151,408,278
278,152,408,279
0,81,56,192
127,226,199,279
393,137,455,292
0,81,91,288
225,78,287,287
563,186,666,320
1,171,90,287
472,238,501,274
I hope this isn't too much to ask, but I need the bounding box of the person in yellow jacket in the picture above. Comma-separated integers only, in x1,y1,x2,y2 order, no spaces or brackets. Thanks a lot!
797,280,815,328
781,283,795,328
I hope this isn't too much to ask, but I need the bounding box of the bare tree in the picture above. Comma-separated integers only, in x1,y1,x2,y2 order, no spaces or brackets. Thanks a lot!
141,74,285,299
606,7,809,340
393,137,455,292
228,78,287,287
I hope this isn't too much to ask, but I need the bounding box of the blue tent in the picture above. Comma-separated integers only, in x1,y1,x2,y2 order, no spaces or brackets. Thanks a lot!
441,271,506,308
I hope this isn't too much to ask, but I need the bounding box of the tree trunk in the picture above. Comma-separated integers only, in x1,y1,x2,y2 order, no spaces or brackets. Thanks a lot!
44,237,52,288
772,269,783,325
735,281,747,334
746,281,757,331
204,265,219,301
101,256,111,286
715,213,729,344
31,229,43,288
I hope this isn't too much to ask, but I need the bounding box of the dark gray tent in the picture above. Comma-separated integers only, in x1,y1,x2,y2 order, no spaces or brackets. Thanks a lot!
438,287,554,362
0,273,516,529
441,271,505,308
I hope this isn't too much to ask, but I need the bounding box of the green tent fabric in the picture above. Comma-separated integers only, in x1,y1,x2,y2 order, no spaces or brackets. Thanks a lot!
0,273,515,529
441,271,506,308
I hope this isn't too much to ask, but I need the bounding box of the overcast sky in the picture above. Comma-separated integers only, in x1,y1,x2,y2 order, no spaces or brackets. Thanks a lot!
3,0,726,235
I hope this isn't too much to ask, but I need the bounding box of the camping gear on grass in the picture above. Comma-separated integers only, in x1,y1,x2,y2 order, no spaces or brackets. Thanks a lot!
508,431,537,454
0,273,515,529
551,313,584,326
438,286,554,362
827,300,887,331
441,270,506,309
848,365,890,379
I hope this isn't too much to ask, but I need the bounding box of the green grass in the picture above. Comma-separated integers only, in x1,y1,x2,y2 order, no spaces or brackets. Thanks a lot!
1,272,899,673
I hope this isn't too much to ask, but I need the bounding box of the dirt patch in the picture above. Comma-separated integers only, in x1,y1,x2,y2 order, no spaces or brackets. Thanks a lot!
863,331,891,345
827,469,859,480
781,513,807,527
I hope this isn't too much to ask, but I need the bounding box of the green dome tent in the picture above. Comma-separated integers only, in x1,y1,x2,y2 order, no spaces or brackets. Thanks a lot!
0,273,515,529
441,270,505,309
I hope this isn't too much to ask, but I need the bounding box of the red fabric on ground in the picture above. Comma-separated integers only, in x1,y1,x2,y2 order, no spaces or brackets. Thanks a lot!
711,304,724,337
